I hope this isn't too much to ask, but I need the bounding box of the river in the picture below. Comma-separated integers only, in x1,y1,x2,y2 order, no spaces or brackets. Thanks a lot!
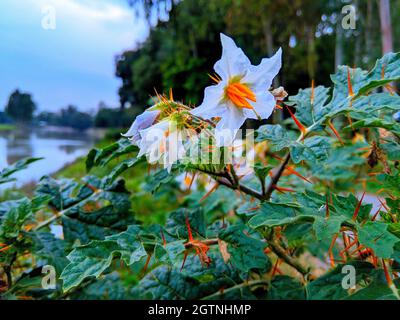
0,127,98,191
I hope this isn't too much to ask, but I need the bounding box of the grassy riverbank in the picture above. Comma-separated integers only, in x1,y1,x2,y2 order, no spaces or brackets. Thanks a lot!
0,124,15,131
55,135,179,224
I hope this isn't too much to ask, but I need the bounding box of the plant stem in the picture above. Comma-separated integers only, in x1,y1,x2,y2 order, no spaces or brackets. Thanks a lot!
215,177,264,201
264,152,291,200
267,235,308,276
33,189,102,231
201,279,269,300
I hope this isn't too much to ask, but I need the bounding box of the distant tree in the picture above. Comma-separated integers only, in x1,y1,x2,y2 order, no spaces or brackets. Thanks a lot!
59,105,93,131
5,89,37,122
94,102,140,128
379,0,393,54
0,111,12,124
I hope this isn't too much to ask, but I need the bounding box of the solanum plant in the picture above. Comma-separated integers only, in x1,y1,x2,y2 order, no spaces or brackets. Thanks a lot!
1,34,400,300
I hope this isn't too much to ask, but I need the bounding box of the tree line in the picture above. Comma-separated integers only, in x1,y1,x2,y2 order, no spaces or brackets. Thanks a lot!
0,90,138,131
117,0,399,114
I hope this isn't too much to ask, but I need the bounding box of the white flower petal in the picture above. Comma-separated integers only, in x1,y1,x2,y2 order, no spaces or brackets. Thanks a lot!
191,81,227,119
215,104,246,146
122,110,160,145
243,48,282,89
214,33,251,79
242,91,276,120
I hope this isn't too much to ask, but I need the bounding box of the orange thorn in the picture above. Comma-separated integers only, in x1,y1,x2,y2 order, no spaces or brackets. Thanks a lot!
382,259,393,286
310,79,315,104
180,251,189,271
328,234,339,267
273,185,296,193
188,172,196,190
141,254,152,275
327,119,344,145
271,259,282,277
378,198,390,212
275,104,283,110
285,166,312,183
0,245,12,253
284,105,307,136
347,67,354,97
185,215,194,241
160,229,167,247
325,194,330,218
200,183,219,202
352,192,366,221
371,206,382,221
349,244,365,256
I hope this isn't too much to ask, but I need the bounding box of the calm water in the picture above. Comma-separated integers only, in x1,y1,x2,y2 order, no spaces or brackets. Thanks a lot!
0,127,96,190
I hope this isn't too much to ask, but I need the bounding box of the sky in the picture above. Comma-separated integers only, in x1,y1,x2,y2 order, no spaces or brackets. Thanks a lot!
0,0,150,113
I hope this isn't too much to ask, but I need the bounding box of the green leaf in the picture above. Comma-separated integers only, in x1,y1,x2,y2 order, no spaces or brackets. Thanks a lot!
358,221,399,258
27,232,68,273
86,139,138,172
0,198,32,240
68,273,134,300
218,224,269,273
36,176,135,244
307,262,376,300
165,208,206,239
255,124,296,151
0,157,43,185
60,240,121,291
288,85,330,127
267,275,306,300
346,272,400,300
102,157,142,185
135,253,250,300
142,168,179,193
377,173,400,197
290,136,331,164
106,225,151,265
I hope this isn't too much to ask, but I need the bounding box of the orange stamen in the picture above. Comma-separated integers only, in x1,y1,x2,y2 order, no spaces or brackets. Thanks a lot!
208,73,221,84
226,82,256,110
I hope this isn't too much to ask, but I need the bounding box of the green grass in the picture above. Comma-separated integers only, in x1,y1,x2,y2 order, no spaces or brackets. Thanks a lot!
0,124,15,131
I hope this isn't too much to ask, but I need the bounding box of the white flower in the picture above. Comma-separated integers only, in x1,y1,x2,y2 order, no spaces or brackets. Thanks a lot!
122,109,160,145
191,33,282,146
137,119,186,172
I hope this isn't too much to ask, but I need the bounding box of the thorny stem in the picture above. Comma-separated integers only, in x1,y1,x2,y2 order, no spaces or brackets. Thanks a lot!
184,238,218,249
215,177,264,201
264,153,291,200
33,189,103,231
267,233,308,276
201,279,269,300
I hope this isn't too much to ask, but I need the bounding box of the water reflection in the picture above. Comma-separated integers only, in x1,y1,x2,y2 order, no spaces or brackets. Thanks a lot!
0,127,97,190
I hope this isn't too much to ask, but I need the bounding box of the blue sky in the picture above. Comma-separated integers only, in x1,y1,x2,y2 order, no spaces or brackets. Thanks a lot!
0,0,150,113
